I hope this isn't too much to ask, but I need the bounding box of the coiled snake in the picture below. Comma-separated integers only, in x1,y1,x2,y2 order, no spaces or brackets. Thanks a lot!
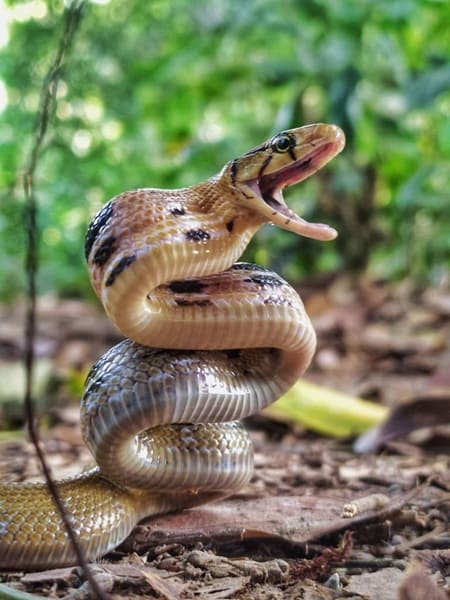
0,123,344,569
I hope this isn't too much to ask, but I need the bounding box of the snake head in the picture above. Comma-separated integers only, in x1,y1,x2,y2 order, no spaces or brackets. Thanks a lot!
231,123,345,241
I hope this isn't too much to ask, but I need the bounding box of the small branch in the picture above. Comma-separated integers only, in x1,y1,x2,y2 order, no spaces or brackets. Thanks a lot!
22,2,109,598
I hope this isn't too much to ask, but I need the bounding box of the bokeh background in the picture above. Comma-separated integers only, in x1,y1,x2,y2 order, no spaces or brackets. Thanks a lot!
1,0,449,301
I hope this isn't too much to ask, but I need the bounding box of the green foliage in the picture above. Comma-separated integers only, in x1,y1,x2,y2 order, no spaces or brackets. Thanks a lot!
0,0,449,300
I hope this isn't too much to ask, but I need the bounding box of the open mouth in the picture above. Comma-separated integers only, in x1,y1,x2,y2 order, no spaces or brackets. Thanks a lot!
246,130,345,241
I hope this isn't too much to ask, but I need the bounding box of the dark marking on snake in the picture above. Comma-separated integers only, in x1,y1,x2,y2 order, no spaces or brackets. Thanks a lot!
105,255,137,287
83,355,110,395
230,159,238,184
185,228,211,242
83,373,105,397
175,298,212,307
224,349,241,359
242,142,267,157
246,274,284,288
263,296,293,306
85,199,114,261
92,236,118,266
258,155,273,179
170,207,186,216
288,147,297,161
226,219,235,233
169,279,205,294
231,263,271,273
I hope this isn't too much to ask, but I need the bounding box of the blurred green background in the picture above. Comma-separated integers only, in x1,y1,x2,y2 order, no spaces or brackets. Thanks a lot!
1,0,449,302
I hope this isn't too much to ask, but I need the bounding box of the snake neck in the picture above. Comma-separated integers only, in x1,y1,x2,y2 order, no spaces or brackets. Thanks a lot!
186,167,268,233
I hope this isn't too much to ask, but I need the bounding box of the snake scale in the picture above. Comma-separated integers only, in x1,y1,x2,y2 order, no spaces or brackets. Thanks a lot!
0,123,344,569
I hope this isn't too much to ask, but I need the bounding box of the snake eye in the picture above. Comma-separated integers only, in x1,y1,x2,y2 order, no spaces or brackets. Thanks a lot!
270,133,295,153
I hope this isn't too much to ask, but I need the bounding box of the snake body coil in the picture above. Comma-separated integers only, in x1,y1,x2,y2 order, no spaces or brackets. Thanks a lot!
0,124,344,569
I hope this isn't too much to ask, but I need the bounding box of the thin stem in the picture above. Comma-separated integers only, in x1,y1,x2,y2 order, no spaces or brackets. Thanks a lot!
22,3,109,598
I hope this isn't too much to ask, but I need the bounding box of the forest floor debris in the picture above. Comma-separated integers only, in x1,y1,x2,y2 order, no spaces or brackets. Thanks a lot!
0,277,449,598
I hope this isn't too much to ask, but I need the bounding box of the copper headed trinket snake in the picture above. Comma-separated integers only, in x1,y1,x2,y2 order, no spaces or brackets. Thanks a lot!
0,123,345,569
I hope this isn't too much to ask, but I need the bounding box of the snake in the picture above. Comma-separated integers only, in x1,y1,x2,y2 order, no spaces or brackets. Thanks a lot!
0,123,344,570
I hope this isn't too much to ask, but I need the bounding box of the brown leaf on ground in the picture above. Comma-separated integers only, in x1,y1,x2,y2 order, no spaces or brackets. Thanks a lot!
119,485,441,556
355,396,450,454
